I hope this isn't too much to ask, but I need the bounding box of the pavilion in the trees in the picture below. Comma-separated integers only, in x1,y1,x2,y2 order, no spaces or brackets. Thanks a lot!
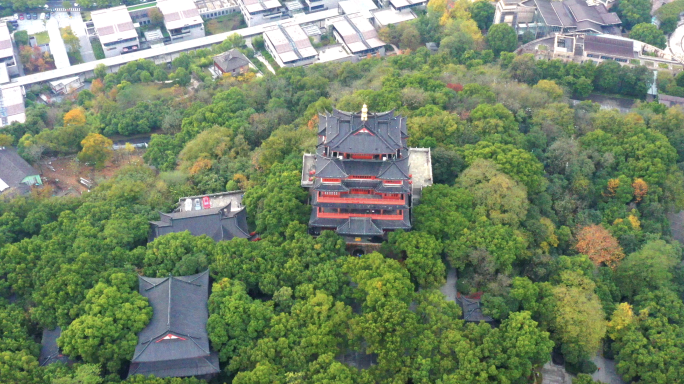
301,105,433,243
128,271,219,379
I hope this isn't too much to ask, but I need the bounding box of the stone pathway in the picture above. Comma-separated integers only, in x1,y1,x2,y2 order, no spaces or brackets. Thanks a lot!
542,362,572,384
255,54,275,74
592,354,625,384
69,14,95,62
439,267,457,302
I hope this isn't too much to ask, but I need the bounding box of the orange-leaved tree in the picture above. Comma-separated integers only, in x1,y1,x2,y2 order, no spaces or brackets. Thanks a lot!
64,107,86,127
575,224,624,269
632,178,648,202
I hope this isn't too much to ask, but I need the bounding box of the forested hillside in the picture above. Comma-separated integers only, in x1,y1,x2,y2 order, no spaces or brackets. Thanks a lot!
2,1,684,383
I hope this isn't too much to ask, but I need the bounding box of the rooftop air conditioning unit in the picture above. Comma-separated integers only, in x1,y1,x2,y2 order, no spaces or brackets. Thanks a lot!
382,156,387,161
338,156,343,160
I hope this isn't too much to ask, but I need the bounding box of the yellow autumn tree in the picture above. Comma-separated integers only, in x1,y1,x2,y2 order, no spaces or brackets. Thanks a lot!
605,178,620,197
632,178,648,202
189,158,213,175
607,303,635,340
0,133,13,147
78,133,113,170
575,224,625,269
64,108,86,127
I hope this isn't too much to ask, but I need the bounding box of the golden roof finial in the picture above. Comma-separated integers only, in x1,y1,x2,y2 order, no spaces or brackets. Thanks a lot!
361,104,368,121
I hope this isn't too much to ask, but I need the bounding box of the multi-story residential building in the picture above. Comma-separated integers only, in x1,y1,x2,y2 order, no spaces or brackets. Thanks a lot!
238,0,285,27
519,32,684,70
263,22,318,67
387,0,427,12
301,0,340,12
91,6,140,57
302,106,416,243
0,86,25,127
158,0,206,43
195,0,240,19
494,0,621,39
0,22,19,77
326,13,386,58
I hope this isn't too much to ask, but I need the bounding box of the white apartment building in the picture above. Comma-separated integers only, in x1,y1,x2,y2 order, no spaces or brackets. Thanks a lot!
91,6,140,58
263,22,317,67
0,86,25,127
326,13,386,58
0,23,19,77
238,0,285,27
158,0,206,43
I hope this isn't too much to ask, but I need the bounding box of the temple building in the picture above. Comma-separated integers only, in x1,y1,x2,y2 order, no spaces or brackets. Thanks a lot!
302,106,432,243
148,191,250,242
128,271,219,379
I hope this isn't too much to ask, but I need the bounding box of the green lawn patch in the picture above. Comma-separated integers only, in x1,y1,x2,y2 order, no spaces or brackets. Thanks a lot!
91,38,105,60
31,31,50,45
127,2,157,11
205,13,246,35
658,62,670,69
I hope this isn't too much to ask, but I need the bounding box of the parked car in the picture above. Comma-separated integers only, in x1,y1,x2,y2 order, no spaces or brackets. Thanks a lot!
45,12,50,19
26,13,31,20
19,13,24,20
32,13,37,19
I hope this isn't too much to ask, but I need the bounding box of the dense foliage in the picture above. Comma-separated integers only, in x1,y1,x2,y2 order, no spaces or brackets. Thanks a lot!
2,1,684,383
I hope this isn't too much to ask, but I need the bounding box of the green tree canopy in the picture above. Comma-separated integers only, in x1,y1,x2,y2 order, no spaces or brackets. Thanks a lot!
58,273,152,372
486,23,518,56
629,23,667,49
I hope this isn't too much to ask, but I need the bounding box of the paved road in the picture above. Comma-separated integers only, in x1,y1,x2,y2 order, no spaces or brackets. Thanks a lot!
68,13,95,62
592,354,625,384
439,267,457,302
255,54,276,74
669,20,684,62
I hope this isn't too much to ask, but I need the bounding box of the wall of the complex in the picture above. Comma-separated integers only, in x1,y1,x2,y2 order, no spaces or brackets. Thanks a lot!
200,5,240,19
102,37,140,58
168,23,206,43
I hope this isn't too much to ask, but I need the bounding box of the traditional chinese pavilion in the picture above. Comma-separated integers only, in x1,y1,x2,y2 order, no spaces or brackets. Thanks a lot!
303,105,420,242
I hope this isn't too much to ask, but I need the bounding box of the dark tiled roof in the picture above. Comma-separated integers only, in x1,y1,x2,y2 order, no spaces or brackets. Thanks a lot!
39,327,72,366
314,155,410,180
584,35,634,57
309,210,411,233
535,0,563,26
456,296,494,323
551,2,575,27
129,271,219,378
0,147,40,192
534,0,621,28
129,353,220,378
576,20,603,32
377,157,410,180
336,217,383,235
316,157,348,178
213,49,250,73
319,109,407,154
149,202,250,242
659,94,684,107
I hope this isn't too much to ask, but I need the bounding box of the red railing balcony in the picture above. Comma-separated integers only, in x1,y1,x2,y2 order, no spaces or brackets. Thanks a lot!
317,195,406,205
317,212,405,220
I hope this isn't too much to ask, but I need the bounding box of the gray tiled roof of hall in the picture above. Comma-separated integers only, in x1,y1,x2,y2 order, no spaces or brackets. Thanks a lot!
314,155,410,180
128,271,220,378
318,109,408,154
